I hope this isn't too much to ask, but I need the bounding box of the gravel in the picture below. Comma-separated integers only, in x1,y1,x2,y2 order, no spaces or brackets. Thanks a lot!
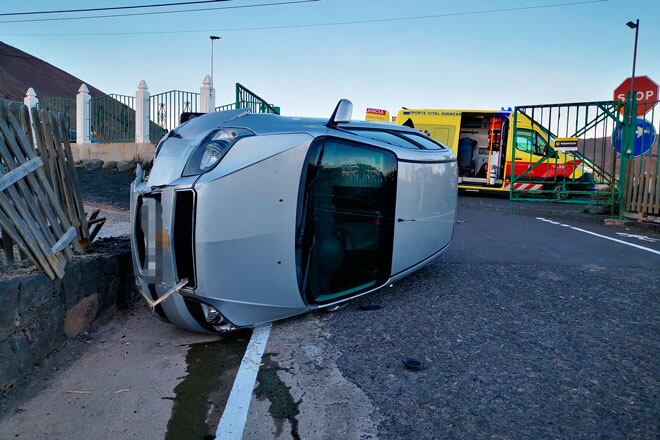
76,168,132,210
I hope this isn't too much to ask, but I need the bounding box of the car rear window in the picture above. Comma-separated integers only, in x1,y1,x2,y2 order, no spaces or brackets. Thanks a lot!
347,129,447,150
398,132,447,150
348,129,422,150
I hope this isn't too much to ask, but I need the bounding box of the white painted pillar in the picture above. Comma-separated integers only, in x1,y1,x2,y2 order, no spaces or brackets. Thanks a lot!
135,80,150,143
76,83,91,144
24,88,39,147
200,74,215,113
24,87,38,109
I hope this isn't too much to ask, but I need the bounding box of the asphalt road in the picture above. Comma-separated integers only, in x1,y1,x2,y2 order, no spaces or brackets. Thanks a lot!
0,195,658,439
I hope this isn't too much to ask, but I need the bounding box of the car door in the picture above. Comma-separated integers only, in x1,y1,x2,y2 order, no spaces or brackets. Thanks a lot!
297,137,398,304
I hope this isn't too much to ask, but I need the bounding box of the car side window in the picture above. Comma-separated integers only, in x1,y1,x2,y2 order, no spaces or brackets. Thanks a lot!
298,137,397,303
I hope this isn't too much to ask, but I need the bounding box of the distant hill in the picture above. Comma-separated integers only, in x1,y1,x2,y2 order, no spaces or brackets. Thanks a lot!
0,41,104,101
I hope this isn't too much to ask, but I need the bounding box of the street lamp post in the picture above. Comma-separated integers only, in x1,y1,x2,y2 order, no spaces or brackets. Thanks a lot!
626,20,639,103
618,19,640,213
210,35,221,86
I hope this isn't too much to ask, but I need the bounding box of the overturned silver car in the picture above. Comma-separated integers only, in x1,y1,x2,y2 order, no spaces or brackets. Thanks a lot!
131,100,457,333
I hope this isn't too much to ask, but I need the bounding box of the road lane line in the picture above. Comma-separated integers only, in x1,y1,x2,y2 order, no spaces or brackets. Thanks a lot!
536,217,660,256
216,323,272,440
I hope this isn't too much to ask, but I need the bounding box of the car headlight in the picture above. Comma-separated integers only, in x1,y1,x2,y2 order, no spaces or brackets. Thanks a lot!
182,128,253,176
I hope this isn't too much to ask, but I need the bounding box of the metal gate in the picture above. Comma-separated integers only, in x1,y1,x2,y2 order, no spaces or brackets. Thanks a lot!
149,90,199,142
510,101,624,210
235,83,280,114
89,94,135,143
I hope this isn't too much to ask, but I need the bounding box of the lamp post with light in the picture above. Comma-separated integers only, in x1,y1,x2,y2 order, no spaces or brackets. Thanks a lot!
210,35,221,86
618,19,640,212
626,20,639,104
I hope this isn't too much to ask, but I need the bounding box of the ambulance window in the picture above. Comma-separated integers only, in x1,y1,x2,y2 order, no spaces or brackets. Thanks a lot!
347,129,422,149
515,130,547,155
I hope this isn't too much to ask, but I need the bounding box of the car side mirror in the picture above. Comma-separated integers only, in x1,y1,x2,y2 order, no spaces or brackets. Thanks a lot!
327,99,353,127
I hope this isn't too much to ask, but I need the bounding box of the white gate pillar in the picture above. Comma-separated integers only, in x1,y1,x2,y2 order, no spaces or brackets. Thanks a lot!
200,74,215,113
76,84,91,144
135,80,150,143
24,87,38,109
24,88,39,146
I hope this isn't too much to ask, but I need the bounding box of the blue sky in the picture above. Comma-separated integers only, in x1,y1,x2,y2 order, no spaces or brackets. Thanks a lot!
1,0,658,118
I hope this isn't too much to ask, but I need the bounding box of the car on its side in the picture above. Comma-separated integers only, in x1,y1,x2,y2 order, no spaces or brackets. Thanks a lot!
131,100,457,333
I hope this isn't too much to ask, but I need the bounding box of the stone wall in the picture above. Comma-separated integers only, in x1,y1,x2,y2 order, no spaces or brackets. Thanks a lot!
71,142,155,164
0,239,136,393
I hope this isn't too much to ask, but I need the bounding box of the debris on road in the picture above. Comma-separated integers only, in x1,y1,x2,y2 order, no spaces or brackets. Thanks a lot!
402,358,424,371
358,304,382,311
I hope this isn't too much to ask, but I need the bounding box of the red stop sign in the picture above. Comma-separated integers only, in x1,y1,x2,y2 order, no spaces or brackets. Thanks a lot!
614,75,659,116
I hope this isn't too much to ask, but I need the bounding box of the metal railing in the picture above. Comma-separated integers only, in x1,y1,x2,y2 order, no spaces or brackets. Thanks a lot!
215,103,236,112
149,90,199,142
21,82,280,145
7,100,24,116
510,100,624,210
235,83,280,114
37,97,76,142
90,94,135,143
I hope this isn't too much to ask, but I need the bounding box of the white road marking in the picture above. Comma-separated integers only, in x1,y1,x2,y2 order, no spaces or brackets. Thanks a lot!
536,217,660,256
216,323,272,440
615,232,659,243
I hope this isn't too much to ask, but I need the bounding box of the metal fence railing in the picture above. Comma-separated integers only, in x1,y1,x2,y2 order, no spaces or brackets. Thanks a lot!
510,100,623,210
89,94,135,143
215,103,236,112
235,83,280,115
7,100,24,116
19,82,280,145
37,97,76,142
149,90,199,142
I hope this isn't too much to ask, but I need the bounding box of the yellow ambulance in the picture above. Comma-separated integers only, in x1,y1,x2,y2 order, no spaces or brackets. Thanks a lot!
382,108,586,192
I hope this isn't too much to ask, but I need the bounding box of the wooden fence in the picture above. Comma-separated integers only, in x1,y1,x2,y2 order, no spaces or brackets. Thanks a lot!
623,156,660,221
0,100,100,278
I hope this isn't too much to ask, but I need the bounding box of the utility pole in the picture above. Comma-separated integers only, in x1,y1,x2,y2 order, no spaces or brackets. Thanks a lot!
210,35,221,86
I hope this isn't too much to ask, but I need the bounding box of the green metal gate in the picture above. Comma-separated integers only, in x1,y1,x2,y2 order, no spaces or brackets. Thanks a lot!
89,94,135,143
510,100,625,210
235,83,280,114
37,97,76,142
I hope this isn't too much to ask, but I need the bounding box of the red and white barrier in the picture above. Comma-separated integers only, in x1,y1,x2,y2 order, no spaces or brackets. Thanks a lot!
505,183,544,191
